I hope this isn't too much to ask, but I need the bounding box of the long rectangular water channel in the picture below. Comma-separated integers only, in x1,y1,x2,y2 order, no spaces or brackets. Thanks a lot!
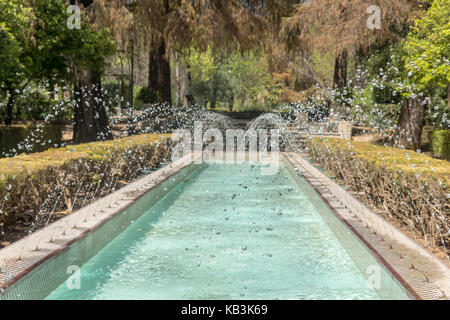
42,161,409,300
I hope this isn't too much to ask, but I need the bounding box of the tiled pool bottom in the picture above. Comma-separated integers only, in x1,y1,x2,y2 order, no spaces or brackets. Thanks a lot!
45,163,408,300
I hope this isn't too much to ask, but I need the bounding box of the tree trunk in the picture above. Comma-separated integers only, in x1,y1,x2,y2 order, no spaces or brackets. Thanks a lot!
4,90,15,126
49,78,56,100
333,48,348,89
174,57,181,107
228,100,233,112
73,67,112,144
211,76,218,109
330,48,349,119
354,52,365,89
395,96,429,150
92,72,112,141
210,98,217,109
447,84,450,109
148,39,172,105
173,55,191,108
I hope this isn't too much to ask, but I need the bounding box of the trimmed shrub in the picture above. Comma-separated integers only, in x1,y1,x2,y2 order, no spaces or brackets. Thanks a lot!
430,130,450,160
0,134,172,238
307,138,449,250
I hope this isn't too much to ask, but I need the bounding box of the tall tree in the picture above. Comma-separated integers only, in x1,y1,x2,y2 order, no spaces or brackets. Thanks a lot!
395,0,449,149
90,0,294,110
395,96,430,149
69,0,115,143
333,48,348,90
148,24,172,104
131,0,290,105
403,0,449,103
134,0,174,104
281,0,418,90
0,0,33,125
0,0,115,135
70,29,115,143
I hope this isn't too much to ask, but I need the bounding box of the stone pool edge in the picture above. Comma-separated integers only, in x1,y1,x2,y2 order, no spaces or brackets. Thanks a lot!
0,152,200,297
284,152,450,300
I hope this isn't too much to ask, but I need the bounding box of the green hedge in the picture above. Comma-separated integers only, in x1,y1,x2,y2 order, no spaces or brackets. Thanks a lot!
308,138,449,250
0,134,172,239
430,129,450,160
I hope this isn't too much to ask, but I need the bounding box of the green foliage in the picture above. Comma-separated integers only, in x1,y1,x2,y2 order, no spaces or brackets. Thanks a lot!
14,90,53,120
184,48,283,111
67,27,116,74
352,44,422,129
136,87,160,105
26,0,70,81
403,0,450,92
309,137,449,249
184,48,233,108
0,0,33,89
23,0,115,79
364,45,405,103
0,0,116,124
185,48,218,83
102,81,122,111
430,129,450,160
358,37,448,129
311,50,334,86
425,86,449,128
228,52,281,110
102,81,149,111
351,85,401,129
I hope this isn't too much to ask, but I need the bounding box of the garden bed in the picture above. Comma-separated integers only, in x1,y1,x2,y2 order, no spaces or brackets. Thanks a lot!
307,138,449,257
0,134,172,248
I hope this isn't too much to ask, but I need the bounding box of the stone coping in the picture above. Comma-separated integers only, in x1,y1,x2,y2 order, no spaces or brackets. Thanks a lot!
0,152,198,293
284,152,450,300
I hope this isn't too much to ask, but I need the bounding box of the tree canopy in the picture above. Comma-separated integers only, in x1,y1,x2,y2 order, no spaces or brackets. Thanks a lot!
0,0,33,92
0,0,447,149
403,0,450,92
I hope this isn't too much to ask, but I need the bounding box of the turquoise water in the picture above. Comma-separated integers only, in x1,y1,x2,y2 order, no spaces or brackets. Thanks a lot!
46,163,380,300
